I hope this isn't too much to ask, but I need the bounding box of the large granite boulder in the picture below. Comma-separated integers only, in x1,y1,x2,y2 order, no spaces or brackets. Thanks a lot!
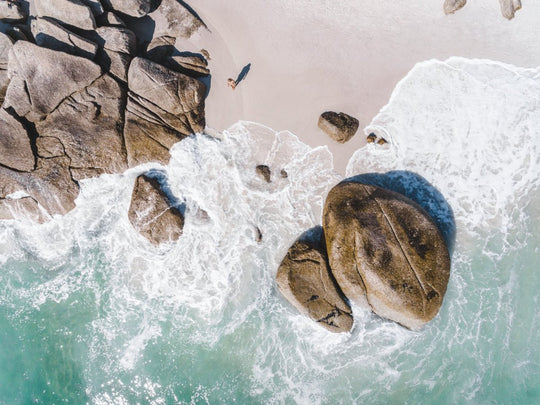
277,232,353,333
0,0,26,22
323,181,451,330
31,17,98,59
35,73,128,180
128,174,184,245
318,111,359,143
86,26,136,82
4,41,102,122
149,0,204,39
124,57,206,166
0,108,34,172
34,0,96,30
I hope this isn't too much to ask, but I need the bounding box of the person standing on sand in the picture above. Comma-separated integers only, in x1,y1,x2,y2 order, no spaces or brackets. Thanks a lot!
227,78,237,90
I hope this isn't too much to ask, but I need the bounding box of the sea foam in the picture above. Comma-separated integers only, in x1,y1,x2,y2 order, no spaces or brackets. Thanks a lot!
0,58,538,404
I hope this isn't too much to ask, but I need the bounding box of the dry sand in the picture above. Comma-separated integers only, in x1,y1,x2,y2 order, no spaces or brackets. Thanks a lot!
183,0,540,174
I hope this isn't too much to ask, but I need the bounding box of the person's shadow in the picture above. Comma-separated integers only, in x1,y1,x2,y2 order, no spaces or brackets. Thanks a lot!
235,63,251,86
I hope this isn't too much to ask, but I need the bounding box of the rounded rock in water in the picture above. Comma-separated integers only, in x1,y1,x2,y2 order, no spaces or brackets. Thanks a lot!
323,181,451,330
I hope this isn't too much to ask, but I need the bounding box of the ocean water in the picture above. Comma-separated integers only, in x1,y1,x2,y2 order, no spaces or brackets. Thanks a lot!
0,57,538,404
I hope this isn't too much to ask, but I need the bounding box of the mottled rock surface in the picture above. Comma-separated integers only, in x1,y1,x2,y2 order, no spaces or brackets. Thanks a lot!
323,182,451,330
4,41,102,121
0,156,79,217
128,174,184,245
150,0,203,38
88,26,136,82
34,0,96,30
318,111,359,143
31,17,98,59
35,74,128,180
124,57,206,166
277,235,353,333
0,108,34,172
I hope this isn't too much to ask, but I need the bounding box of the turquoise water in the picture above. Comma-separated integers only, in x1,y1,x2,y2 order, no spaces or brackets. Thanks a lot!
0,58,539,404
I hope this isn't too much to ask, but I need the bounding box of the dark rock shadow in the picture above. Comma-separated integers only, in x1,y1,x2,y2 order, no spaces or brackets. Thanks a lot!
144,169,186,215
235,63,251,85
343,171,456,254
198,73,211,98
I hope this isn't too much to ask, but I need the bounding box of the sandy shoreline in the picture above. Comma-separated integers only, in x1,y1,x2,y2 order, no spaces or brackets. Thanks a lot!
182,0,540,174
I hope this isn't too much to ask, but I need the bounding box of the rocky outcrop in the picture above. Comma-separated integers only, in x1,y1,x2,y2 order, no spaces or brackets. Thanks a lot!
0,108,34,171
128,174,184,245
318,111,359,143
31,17,98,59
277,232,353,333
34,0,96,30
88,26,137,82
35,73,128,180
149,0,204,39
4,41,102,122
0,0,207,222
124,57,206,166
323,182,451,330
0,0,26,22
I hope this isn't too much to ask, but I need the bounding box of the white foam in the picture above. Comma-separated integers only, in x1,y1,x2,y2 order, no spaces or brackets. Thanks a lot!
348,57,540,250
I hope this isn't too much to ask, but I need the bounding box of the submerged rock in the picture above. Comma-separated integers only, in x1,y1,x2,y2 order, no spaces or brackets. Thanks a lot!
277,233,353,333
128,174,184,245
256,165,271,183
318,111,359,143
323,182,451,330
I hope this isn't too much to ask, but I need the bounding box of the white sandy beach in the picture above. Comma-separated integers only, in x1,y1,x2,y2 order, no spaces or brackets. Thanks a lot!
181,0,540,174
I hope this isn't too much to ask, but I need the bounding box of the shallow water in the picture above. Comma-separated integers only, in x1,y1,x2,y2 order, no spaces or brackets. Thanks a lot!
0,58,539,404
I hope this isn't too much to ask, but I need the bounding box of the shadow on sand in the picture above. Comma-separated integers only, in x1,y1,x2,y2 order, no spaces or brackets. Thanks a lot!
235,63,251,86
